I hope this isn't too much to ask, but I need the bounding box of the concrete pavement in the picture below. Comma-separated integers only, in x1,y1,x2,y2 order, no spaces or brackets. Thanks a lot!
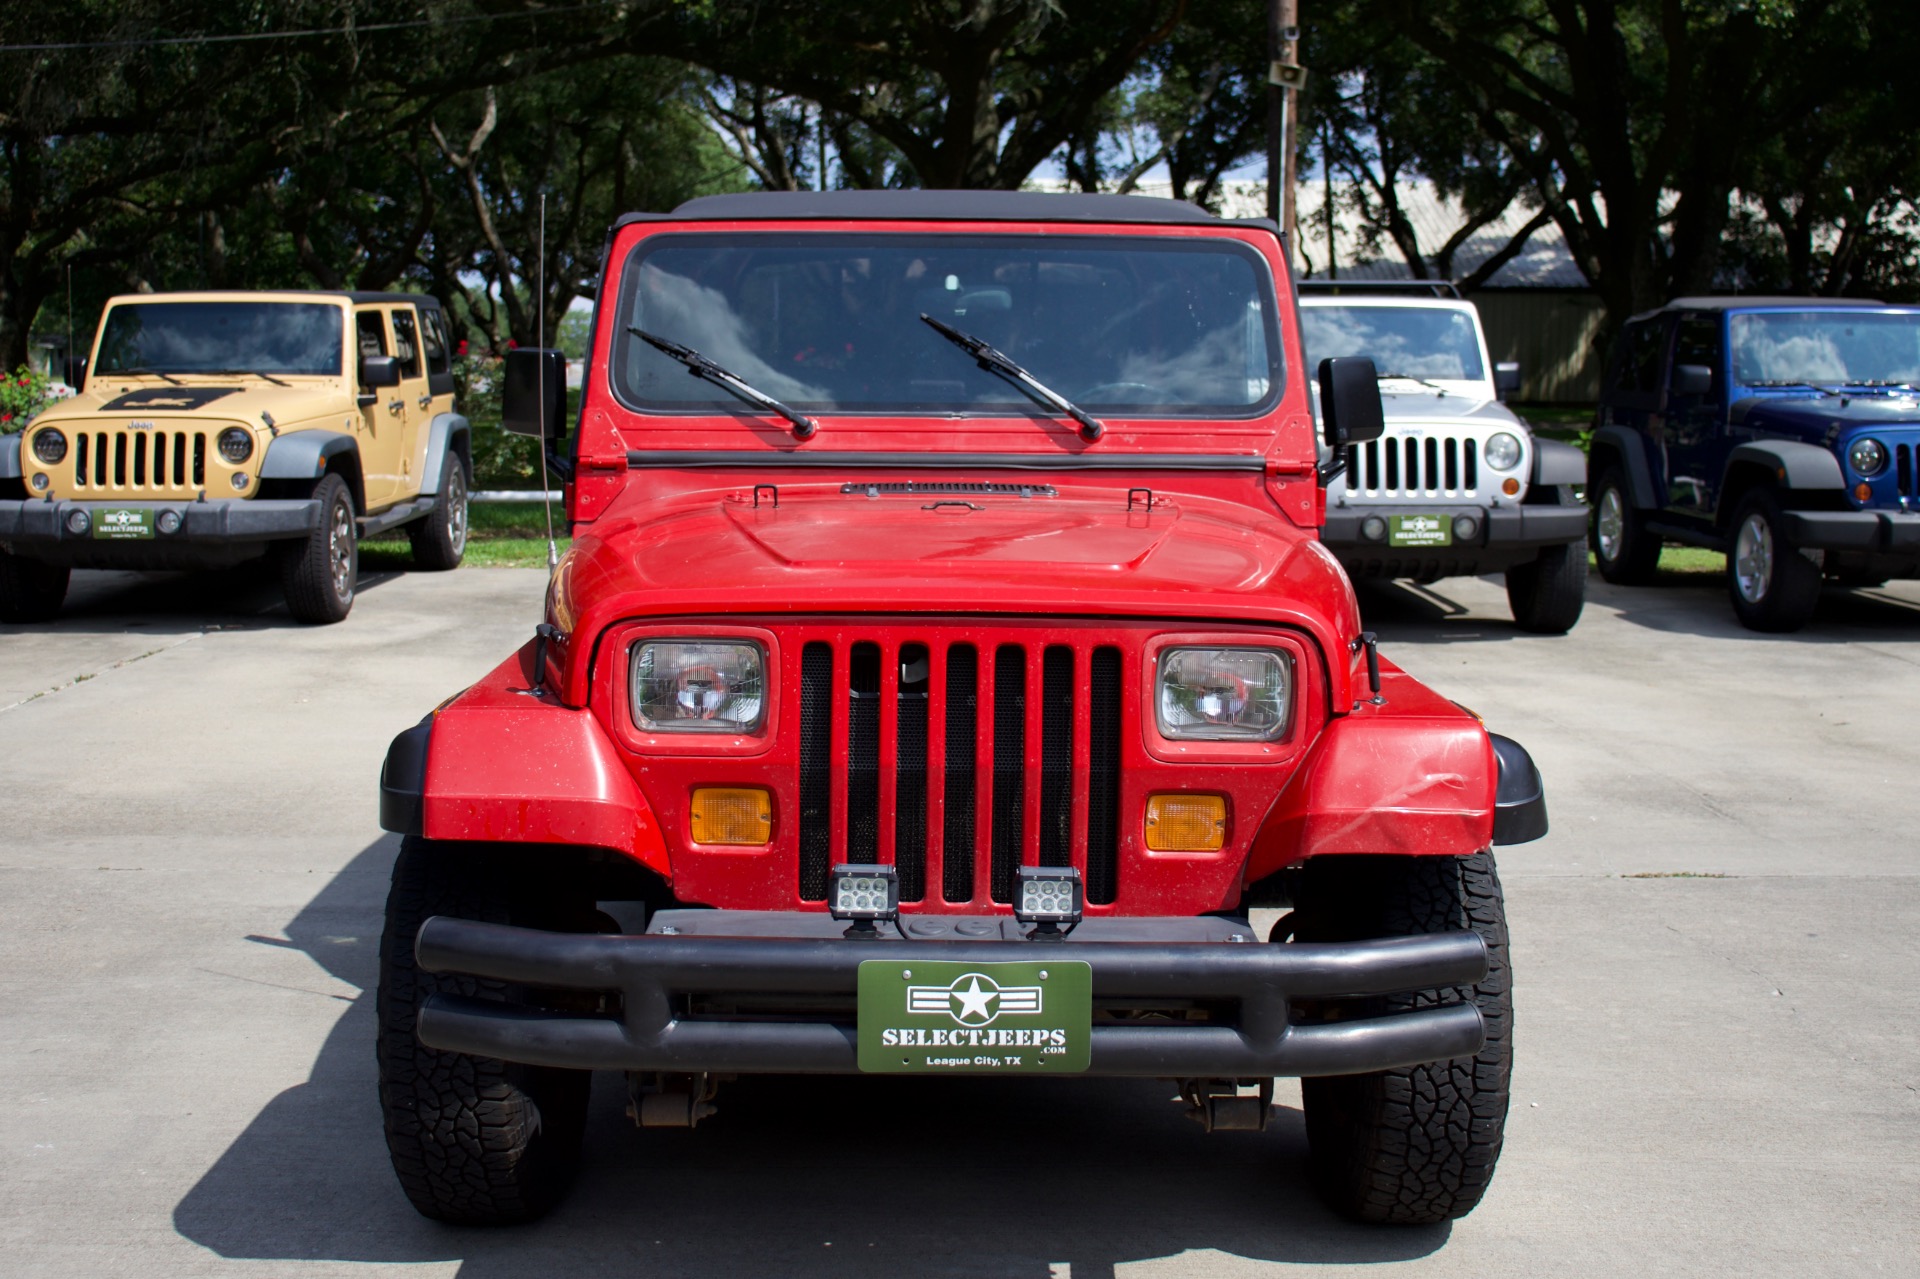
2,562,1916,1277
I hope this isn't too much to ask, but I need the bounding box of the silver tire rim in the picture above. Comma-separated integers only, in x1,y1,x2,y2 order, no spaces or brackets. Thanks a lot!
447,467,468,556
1733,512,1772,603
329,498,354,601
1596,486,1626,562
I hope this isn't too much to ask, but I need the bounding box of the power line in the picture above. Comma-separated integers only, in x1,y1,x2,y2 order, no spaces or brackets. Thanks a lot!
0,3,625,53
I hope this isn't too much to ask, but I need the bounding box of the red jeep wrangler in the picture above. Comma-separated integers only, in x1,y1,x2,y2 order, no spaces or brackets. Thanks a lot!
375,191,1546,1227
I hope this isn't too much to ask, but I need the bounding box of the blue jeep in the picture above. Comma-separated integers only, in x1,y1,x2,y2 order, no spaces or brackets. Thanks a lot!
1588,297,1920,631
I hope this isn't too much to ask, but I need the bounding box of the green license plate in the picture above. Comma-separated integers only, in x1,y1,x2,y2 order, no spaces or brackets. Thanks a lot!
857,958,1091,1074
1388,513,1451,547
93,508,154,540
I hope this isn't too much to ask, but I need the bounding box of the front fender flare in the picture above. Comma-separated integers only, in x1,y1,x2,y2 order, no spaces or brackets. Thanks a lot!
1726,440,1846,491
261,430,361,506
1530,437,1587,487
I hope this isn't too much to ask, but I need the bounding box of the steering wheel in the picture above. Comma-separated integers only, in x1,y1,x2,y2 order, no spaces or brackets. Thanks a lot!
1077,380,1184,406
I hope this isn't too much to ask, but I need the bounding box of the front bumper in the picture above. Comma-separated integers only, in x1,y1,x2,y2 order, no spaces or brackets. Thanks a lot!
1784,509,1920,559
0,496,319,545
414,908,1488,1078
1322,503,1587,575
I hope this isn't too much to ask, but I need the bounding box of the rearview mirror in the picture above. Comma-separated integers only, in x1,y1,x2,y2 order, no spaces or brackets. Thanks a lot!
1494,361,1522,397
359,354,401,388
64,355,87,393
1318,356,1385,449
502,348,567,439
1671,363,1712,396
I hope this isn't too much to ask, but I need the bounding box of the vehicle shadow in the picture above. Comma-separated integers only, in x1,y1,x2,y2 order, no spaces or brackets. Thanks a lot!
18,560,404,636
1354,578,1526,645
172,838,1451,1277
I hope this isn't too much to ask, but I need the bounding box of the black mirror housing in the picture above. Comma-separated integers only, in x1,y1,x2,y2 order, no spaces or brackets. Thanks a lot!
502,348,567,439
359,354,401,388
64,355,87,393
1318,356,1386,449
1494,361,1522,396
1671,363,1712,397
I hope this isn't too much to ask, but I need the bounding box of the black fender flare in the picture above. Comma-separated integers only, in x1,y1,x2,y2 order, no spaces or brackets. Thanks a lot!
1717,441,1845,523
1530,437,1587,487
260,430,363,508
1490,733,1547,845
1588,424,1658,509
0,432,20,480
418,412,471,496
379,714,433,836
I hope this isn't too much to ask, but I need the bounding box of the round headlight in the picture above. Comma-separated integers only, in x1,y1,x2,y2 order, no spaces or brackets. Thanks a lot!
31,427,67,464
217,427,254,464
1848,437,1887,476
1483,432,1522,471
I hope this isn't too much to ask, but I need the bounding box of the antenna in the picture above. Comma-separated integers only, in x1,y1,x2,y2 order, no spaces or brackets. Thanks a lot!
535,192,559,574
66,265,74,386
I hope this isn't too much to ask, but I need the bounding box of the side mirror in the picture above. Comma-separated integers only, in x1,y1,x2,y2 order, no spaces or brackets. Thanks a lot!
502,348,567,439
64,355,87,393
1494,361,1522,397
359,354,401,388
1671,363,1712,397
1318,356,1385,449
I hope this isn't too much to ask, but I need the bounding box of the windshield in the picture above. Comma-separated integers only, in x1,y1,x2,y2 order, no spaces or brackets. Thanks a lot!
95,302,345,376
612,233,1280,416
1730,310,1920,386
1300,305,1486,381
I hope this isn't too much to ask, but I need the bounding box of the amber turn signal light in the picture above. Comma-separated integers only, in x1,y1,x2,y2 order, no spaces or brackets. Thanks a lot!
1145,793,1226,851
689,787,772,845
1501,477,1522,496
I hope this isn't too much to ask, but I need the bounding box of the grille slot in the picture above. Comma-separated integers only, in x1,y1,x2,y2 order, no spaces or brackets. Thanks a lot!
846,643,882,864
1039,646,1074,868
1899,443,1914,499
990,645,1027,903
797,642,835,900
1086,647,1123,904
941,644,979,901
894,643,930,901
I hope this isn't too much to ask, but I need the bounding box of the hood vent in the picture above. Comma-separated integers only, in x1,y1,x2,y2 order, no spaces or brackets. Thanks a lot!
841,481,1055,499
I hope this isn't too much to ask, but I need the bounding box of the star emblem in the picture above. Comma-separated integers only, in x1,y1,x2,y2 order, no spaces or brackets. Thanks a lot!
949,976,1000,1023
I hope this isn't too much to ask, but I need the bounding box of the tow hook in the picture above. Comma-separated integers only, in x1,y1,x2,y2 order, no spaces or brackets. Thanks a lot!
1180,1077,1275,1132
628,1072,720,1128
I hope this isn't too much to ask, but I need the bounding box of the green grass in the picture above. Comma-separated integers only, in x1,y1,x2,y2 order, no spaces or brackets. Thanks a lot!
361,499,568,570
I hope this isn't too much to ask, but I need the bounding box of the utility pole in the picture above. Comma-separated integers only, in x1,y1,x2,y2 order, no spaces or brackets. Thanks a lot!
1266,0,1303,265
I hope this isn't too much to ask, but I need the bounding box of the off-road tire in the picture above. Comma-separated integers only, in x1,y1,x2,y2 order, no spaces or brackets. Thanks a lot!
1727,488,1822,633
0,551,69,622
278,473,357,623
377,837,594,1225
1505,539,1587,634
408,456,469,571
1293,851,1512,1225
1589,465,1661,584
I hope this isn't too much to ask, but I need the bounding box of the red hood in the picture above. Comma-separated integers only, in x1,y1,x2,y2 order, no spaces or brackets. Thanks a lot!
549,479,1362,707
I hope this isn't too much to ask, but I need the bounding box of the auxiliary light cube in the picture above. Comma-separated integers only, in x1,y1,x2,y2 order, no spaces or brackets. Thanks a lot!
828,863,899,922
1014,865,1083,925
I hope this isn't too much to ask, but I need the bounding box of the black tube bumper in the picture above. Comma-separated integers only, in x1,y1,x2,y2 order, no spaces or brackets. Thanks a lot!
0,496,319,547
413,910,1488,1078
1783,509,1920,558
1323,503,1587,576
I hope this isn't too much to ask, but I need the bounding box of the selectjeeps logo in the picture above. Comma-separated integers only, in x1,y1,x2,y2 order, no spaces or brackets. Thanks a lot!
857,959,1091,1074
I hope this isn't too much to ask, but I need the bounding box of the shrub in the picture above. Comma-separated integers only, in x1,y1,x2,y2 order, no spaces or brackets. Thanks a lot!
0,366,56,432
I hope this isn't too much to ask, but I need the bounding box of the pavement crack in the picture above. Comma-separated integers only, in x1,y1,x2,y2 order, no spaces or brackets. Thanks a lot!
0,632,206,714
195,967,356,1002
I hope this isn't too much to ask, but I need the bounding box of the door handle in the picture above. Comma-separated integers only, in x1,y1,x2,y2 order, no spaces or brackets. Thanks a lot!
417,394,432,410
388,399,403,416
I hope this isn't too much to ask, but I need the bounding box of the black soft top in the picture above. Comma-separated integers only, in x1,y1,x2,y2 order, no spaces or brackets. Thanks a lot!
1660,296,1886,312
620,189,1234,230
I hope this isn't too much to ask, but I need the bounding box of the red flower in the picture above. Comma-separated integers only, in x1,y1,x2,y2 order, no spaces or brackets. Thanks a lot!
506,339,518,349
456,340,469,355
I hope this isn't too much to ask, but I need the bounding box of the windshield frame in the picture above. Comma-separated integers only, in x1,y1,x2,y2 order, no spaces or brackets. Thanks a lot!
1727,306,1920,392
92,299,350,379
606,231,1287,421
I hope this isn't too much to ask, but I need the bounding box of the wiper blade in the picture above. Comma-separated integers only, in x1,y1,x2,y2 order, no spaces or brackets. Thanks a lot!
920,314,1104,442
112,368,184,385
1744,380,1842,395
1375,371,1449,395
210,368,289,386
628,326,817,439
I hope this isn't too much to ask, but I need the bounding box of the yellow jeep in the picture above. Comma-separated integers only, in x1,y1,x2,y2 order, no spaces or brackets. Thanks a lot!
0,290,472,622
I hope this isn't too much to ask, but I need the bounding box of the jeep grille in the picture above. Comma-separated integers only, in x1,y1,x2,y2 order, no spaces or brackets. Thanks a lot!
795,634,1124,907
1344,436,1482,499
71,428,210,496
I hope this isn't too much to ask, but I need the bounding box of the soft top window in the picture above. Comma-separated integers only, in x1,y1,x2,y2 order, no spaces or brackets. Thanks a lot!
97,301,345,376
1300,305,1486,381
611,233,1281,417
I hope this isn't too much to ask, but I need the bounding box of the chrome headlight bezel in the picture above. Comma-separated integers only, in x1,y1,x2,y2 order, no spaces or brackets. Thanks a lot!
1483,431,1523,471
1848,437,1887,477
628,638,769,734
1155,646,1293,742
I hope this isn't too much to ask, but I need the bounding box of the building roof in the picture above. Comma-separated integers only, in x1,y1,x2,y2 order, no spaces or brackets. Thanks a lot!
653,190,1230,225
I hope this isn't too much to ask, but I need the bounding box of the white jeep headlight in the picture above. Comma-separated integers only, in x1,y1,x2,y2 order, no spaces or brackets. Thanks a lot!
1156,647,1291,741
630,639,766,733
1483,432,1522,471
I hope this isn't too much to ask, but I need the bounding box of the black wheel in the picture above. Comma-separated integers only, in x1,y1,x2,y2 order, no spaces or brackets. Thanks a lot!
408,456,469,571
1293,851,1512,1225
278,473,357,623
0,551,69,622
1589,465,1661,584
1505,539,1587,634
377,837,595,1225
1727,488,1822,632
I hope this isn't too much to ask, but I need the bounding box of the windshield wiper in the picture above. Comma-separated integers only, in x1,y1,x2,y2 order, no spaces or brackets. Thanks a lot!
920,314,1104,442
628,327,816,439
1744,380,1842,396
112,368,184,385
1375,371,1450,395
210,368,289,386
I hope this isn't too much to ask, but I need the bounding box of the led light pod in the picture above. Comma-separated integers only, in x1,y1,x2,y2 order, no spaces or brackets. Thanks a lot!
631,639,767,733
1014,865,1083,925
1156,647,1291,741
829,863,899,922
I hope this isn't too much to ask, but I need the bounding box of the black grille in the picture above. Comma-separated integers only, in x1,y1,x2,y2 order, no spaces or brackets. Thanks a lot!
942,645,979,901
847,643,882,863
1086,647,1123,904
797,642,835,900
894,643,930,901
1039,646,1074,868
990,645,1026,903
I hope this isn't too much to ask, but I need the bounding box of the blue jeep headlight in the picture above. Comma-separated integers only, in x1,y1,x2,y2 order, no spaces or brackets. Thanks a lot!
1848,437,1887,477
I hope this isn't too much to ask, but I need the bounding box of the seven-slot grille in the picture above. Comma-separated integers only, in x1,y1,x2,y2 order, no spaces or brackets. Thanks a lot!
795,635,1124,907
70,427,211,495
1344,436,1482,499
